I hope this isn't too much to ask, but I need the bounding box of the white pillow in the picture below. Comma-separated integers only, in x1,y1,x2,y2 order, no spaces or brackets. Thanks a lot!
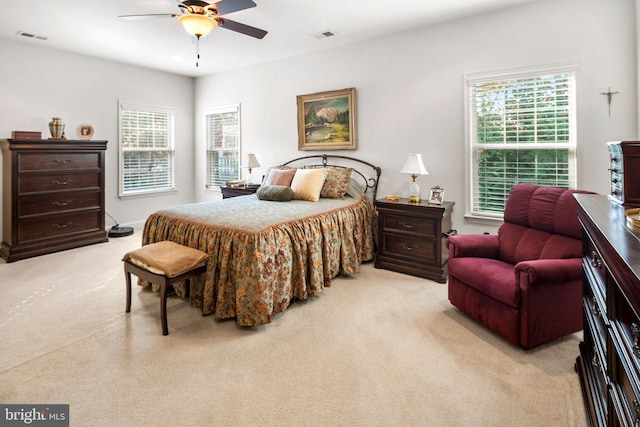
289,169,327,202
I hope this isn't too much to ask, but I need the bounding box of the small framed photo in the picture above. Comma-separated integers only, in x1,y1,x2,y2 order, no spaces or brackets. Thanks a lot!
428,185,445,205
77,124,94,140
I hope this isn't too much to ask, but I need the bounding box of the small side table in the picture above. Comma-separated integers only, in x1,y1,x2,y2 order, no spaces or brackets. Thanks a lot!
374,198,455,283
221,184,260,199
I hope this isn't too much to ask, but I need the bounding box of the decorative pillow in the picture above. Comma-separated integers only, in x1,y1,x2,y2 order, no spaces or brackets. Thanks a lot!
263,167,296,186
290,168,327,202
320,167,353,199
346,178,365,198
256,185,294,201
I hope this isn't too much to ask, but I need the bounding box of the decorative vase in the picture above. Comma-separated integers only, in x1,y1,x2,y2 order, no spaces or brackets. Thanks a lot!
49,117,65,139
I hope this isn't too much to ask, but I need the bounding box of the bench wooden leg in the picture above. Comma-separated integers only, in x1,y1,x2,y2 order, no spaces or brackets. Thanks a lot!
160,281,169,336
125,266,132,313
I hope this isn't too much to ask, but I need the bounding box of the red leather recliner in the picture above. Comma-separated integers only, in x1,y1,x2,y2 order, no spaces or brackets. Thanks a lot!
446,184,594,349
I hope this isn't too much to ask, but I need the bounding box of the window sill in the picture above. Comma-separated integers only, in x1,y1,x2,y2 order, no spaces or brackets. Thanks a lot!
118,188,178,199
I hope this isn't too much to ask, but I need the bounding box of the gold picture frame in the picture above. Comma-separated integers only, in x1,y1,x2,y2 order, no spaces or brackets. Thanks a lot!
297,87,357,151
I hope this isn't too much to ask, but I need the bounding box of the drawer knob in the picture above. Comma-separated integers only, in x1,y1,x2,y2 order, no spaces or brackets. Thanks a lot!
52,200,73,207
592,355,600,369
52,222,72,229
633,399,640,425
400,243,416,251
399,222,415,229
590,297,601,317
53,159,71,164
632,323,640,358
590,251,602,269
52,179,72,185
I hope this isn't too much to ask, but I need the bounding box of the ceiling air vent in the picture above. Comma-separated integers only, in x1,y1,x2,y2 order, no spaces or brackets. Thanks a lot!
16,31,48,41
312,30,338,39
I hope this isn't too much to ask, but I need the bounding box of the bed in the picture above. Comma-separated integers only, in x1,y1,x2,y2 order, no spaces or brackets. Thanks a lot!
140,154,381,326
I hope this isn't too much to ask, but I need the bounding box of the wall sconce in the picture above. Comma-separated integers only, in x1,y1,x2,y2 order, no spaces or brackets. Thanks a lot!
400,153,429,203
242,152,261,185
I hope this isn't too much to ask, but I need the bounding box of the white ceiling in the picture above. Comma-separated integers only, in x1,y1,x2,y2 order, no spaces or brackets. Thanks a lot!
0,0,541,77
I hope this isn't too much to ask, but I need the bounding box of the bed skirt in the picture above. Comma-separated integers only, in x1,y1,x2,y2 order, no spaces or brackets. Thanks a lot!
141,196,376,326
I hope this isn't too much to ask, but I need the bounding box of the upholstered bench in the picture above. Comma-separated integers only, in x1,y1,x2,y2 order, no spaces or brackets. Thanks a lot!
123,241,208,335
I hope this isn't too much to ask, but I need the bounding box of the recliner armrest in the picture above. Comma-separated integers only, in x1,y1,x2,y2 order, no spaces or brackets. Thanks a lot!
515,258,583,288
446,234,499,259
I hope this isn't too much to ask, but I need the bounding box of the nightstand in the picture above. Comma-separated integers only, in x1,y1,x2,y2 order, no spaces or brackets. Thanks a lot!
221,184,261,199
374,198,455,283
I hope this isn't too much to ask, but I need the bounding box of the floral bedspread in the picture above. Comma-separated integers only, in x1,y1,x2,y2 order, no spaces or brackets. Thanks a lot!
141,194,377,326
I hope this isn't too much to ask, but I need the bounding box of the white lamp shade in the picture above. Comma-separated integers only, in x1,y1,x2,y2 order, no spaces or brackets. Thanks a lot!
178,14,218,38
243,153,261,169
400,153,429,176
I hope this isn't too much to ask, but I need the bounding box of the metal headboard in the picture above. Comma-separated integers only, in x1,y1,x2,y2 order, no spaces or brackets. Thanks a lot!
280,154,382,201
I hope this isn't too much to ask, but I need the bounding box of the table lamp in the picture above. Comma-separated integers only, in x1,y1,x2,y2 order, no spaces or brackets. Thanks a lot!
242,152,261,185
400,153,429,203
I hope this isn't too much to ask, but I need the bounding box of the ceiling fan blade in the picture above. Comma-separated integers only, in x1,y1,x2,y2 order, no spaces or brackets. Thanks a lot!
119,14,178,20
215,18,267,39
212,0,257,15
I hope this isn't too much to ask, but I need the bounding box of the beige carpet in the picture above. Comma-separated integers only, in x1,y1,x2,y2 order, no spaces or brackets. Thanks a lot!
0,231,586,426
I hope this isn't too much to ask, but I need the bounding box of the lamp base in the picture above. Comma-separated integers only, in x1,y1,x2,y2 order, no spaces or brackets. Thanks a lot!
408,195,421,203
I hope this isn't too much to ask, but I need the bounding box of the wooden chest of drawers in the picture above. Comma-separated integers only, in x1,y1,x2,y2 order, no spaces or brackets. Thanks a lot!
607,141,640,206
1,139,108,262
575,194,640,425
374,198,454,283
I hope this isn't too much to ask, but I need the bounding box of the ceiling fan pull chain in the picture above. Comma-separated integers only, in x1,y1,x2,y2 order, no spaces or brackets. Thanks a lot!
195,36,200,67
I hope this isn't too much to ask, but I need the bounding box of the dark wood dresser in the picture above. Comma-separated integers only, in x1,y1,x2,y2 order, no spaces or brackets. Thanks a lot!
575,194,640,425
607,141,640,206
373,198,454,283
1,138,108,262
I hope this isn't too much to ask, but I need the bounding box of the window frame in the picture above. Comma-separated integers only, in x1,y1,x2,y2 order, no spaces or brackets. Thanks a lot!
118,102,176,198
464,63,578,222
204,103,241,190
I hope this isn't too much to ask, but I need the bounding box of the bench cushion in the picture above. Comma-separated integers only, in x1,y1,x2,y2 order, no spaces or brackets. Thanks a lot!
122,241,208,278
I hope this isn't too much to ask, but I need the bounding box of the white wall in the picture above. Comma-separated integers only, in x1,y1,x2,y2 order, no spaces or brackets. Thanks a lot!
195,0,638,233
0,40,195,241
0,0,636,244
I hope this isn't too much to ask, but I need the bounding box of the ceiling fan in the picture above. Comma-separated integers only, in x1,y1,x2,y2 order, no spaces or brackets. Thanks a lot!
120,0,268,66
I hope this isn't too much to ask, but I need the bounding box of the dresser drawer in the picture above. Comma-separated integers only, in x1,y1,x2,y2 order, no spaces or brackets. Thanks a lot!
18,152,101,172
380,214,436,237
17,211,102,244
584,237,607,317
613,282,640,374
18,191,101,216
19,173,100,193
610,338,640,425
381,233,436,263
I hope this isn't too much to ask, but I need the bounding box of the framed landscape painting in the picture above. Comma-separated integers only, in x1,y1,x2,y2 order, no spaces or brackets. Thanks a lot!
297,87,357,151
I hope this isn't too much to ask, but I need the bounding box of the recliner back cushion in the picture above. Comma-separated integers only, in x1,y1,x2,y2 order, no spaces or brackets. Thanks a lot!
498,184,589,264
503,184,589,239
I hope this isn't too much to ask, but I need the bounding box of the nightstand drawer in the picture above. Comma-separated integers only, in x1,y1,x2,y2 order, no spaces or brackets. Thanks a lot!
382,233,436,262
381,214,436,237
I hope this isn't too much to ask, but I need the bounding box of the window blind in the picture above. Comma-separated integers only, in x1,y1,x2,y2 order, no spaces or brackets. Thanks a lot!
205,105,240,188
119,103,175,196
467,68,577,217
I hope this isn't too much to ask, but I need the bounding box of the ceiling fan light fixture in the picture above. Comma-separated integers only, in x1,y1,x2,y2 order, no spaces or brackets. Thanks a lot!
178,14,218,38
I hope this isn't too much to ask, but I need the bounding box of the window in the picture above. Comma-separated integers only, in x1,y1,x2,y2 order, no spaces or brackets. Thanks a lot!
205,104,240,189
466,65,577,219
119,103,175,197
